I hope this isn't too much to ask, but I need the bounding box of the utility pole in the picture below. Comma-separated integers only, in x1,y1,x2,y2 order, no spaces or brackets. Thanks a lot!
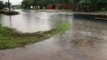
8,0,11,11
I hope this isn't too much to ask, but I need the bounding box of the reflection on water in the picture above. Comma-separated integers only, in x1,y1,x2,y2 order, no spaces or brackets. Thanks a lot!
0,10,73,33
0,10,107,60
64,18,107,60
1,11,51,33
71,18,107,47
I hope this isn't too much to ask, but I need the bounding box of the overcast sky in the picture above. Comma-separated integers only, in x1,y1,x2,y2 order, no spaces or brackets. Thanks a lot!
1,0,23,5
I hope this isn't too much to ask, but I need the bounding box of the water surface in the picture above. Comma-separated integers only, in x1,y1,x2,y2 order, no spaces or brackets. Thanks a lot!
0,10,72,33
0,10,107,60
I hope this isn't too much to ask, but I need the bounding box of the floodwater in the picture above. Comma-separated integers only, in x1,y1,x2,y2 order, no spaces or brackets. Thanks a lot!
0,10,107,60
0,10,72,33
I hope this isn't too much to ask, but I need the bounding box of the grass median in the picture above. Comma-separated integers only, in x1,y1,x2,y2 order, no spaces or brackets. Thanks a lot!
0,22,71,50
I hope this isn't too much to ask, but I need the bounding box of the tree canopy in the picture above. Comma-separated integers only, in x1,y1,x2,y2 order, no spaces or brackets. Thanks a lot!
21,0,107,11
21,0,71,9
72,0,107,11
0,1,5,10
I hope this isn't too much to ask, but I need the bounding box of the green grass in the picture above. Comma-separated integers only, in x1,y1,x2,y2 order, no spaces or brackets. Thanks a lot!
55,22,71,33
0,22,70,50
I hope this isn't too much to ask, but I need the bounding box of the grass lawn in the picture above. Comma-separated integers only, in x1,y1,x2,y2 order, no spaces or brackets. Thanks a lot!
0,22,70,50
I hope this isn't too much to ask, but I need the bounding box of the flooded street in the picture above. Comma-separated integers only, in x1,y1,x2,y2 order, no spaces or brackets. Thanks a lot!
0,10,72,33
0,10,107,60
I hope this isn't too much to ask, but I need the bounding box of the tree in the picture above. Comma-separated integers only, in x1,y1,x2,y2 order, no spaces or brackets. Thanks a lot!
0,1,5,10
97,0,107,10
21,0,33,9
79,0,92,11
72,0,107,11
72,0,80,11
